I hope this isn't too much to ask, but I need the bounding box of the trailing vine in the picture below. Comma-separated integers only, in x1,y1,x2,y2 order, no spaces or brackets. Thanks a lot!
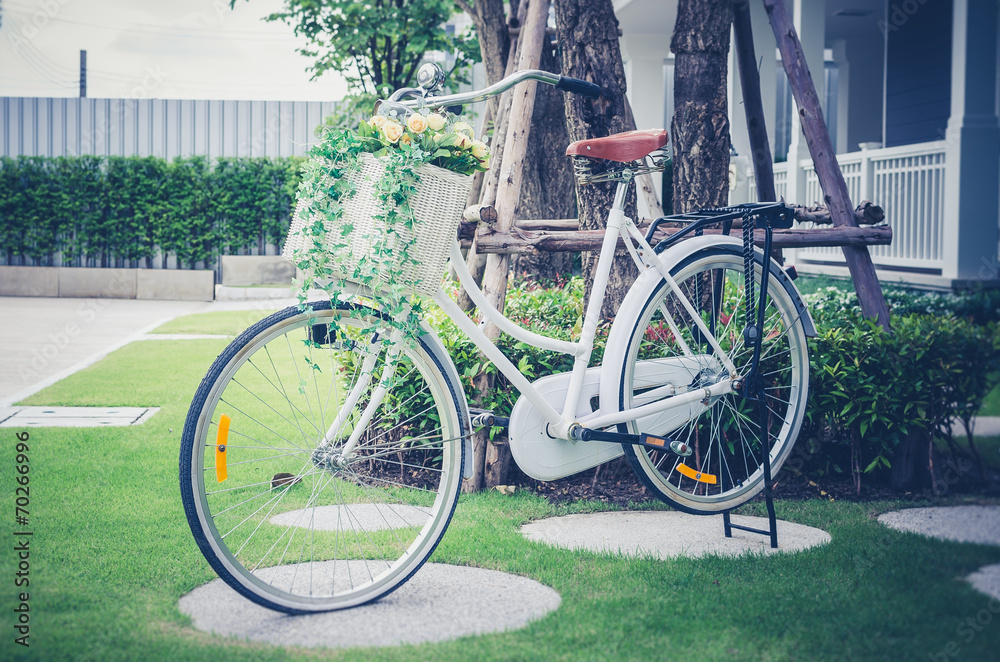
287,108,490,358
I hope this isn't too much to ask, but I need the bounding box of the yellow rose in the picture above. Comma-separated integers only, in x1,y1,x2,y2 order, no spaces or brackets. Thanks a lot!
479,157,490,170
426,113,447,131
406,114,428,134
470,140,488,159
383,121,404,143
455,134,471,149
453,121,474,138
370,115,387,129
400,133,412,145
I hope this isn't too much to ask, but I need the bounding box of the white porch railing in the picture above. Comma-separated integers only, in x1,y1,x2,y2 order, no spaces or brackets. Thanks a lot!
743,141,947,273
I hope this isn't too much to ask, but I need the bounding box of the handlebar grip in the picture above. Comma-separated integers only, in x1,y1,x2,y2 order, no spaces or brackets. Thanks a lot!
555,76,603,98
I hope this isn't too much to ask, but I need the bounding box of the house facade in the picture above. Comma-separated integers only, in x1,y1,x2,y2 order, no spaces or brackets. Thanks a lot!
615,0,1000,290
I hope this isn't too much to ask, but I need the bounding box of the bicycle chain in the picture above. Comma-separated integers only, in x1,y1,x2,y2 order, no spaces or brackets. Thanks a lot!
741,208,756,334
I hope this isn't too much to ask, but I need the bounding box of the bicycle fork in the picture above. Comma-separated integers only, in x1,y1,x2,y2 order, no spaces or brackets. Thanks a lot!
316,329,403,466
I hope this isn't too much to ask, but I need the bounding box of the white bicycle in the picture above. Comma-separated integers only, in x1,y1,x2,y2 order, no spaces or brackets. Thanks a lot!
180,67,816,613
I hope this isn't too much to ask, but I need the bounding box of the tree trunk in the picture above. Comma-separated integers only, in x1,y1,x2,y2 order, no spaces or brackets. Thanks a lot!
671,0,733,213
465,0,511,87
553,0,638,319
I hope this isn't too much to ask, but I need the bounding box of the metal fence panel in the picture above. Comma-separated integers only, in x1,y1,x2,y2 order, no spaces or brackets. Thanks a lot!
1,96,336,158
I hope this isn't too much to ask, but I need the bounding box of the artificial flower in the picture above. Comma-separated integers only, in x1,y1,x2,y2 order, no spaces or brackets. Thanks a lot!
426,113,447,131
406,114,428,134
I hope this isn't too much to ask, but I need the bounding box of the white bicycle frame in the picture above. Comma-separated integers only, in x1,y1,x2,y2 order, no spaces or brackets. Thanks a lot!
326,69,755,454
430,174,740,442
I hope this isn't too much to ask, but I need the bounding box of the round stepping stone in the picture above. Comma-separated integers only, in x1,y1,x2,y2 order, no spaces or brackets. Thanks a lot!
521,510,830,558
967,564,1000,601
270,504,433,531
877,506,1000,546
179,563,560,649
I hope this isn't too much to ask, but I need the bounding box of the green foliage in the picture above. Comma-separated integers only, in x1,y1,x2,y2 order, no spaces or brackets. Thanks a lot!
158,156,216,268
0,155,304,267
243,0,479,97
805,283,1000,325
800,288,1000,485
0,155,100,265
290,112,489,353
423,277,605,438
214,157,300,254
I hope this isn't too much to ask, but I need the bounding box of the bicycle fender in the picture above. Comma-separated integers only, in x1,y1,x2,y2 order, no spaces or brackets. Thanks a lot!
418,321,475,479
649,234,816,338
599,235,816,415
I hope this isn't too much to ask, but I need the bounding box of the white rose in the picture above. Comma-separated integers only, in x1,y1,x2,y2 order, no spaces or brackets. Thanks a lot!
426,113,447,131
470,140,488,159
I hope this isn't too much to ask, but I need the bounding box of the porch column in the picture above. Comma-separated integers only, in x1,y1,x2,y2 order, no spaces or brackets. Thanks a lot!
621,34,670,218
783,0,825,208
942,0,1000,282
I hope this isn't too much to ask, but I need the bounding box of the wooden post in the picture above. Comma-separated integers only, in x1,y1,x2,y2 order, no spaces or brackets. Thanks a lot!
763,0,891,329
465,0,551,492
456,0,528,312
732,0,775,203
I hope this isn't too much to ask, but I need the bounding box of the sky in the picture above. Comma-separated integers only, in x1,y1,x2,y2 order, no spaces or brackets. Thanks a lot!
0,0,350,101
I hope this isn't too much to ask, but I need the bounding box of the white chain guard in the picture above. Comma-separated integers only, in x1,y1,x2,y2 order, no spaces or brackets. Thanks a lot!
508,356,720,481
509,366,621,481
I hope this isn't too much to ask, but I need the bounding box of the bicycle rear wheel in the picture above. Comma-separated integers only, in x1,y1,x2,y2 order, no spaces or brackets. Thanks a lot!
618,245,809,513
180,301,466,613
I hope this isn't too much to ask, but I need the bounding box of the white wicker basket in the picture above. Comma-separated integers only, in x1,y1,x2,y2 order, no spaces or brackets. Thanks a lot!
284,152,471,297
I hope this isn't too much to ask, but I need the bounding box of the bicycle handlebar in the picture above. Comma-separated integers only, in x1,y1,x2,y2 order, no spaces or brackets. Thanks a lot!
393,69,602,110
554,76,603,98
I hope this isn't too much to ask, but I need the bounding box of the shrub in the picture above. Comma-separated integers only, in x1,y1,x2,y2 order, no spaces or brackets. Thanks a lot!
0,154,304,268
803,282,1000,325
801,288,1000,490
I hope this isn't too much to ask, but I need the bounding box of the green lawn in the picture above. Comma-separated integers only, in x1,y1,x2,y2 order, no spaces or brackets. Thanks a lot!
981,384,1000,417
4,312,1000,660
791,274,853,296
151,309,279,337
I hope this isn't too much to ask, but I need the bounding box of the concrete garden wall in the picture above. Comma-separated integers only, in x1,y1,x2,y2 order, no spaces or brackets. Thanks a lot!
0,266,215,301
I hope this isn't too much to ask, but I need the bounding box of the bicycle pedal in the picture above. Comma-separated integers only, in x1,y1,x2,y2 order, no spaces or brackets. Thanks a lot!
469,409,509,428
638,434,693,457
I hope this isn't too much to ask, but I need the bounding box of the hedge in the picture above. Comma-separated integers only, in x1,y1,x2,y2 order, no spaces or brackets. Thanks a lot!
0,155,303,268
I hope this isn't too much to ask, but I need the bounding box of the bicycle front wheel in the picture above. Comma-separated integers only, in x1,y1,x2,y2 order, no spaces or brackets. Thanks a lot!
618,245,809,513
180,301,467,613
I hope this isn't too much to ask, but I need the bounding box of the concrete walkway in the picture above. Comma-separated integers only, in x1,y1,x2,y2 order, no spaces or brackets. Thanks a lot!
878,506,1000,601
179,564,561,649
521,510,830,559
0,296,296,406
0,405,158,427
878,506,1000,547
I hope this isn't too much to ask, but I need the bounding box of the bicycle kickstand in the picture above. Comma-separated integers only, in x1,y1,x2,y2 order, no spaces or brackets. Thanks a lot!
722,210,779,548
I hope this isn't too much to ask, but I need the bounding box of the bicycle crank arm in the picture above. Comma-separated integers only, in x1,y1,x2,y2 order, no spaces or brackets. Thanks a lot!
468,408,510,429
569,425,693,456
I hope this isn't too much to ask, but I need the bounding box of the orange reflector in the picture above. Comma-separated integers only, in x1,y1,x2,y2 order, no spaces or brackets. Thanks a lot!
215,414,230,483
677,463,717,484
642,435,666,447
